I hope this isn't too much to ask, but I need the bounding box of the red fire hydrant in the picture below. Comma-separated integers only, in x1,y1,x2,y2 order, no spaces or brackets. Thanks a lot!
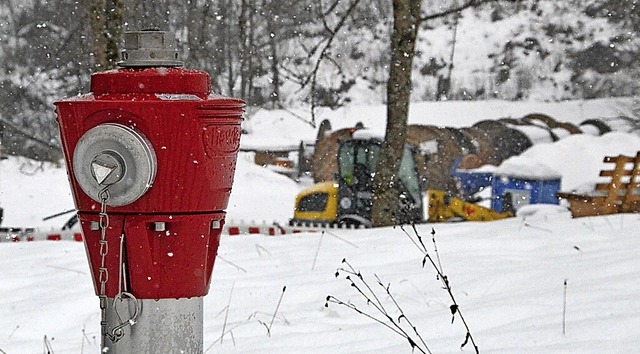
55,30,244,353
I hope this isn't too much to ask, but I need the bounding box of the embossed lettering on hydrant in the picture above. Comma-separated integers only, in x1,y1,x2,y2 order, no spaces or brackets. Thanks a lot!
203,125,240,157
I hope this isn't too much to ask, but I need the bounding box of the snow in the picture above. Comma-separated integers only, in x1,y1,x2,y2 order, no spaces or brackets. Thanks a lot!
243,97,636,150
515,132,640,193
2,99,640,353
468,131,640,193
492,156,562,180
226,154,302,225
0,158,75,230
351,128,384,140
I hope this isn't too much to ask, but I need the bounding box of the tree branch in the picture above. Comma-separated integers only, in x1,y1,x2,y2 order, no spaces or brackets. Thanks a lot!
300,0,361,90
419,0,514,22
299,0,362,126
0,116,59,151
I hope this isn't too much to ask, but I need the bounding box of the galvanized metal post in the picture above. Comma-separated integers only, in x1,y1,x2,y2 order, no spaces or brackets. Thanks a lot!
104,298,203,353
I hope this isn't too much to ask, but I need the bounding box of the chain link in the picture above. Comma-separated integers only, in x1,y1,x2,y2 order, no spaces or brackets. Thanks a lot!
97,187,140,350
98,188,111,349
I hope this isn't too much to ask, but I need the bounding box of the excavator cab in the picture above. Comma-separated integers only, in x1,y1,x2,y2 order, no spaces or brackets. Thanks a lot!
291,130,424,227
336,132,423,226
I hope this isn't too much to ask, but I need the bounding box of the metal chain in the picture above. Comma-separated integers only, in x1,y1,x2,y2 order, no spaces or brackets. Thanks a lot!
97,187,111,349
97,187,141,349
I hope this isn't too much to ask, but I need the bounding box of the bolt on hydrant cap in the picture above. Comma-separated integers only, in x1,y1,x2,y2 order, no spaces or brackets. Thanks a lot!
118,29,183,68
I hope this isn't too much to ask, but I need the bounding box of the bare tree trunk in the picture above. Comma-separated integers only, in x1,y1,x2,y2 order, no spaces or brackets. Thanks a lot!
371,0,421,227
263,1,282,108
438,13,459,101
246,6,256,103
238,0,249,98
89,0,107,70
88,0,122,70
224,0,235,96
105,0,123,69
269,27,281,108
187,0,201,66
372,0,497,226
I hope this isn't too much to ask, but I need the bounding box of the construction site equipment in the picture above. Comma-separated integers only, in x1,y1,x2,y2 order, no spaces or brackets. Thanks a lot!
557,152,640,217
427,190,512,222
491,173,561,212
311,114,583,199
292,181,339,224
291,129,423,227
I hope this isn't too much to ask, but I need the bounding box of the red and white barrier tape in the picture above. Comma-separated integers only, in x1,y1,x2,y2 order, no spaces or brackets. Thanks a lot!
0,228,83,243
225,223,315,236
224,220,364,236
0,221,346,242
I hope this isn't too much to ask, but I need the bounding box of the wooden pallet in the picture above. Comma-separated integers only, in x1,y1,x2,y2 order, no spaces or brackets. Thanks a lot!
557,152,640,217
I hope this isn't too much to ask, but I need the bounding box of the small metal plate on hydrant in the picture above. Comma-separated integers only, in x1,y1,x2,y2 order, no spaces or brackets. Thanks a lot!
73,123,157,206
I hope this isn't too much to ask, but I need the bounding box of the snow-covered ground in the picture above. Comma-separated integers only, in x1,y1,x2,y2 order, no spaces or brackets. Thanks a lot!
1,98,640,353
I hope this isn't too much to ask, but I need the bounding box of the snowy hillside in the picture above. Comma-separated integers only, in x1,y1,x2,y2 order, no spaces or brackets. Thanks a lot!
1,99,640,353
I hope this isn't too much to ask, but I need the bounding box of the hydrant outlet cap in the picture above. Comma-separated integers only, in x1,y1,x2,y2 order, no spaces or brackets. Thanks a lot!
118,30,183,68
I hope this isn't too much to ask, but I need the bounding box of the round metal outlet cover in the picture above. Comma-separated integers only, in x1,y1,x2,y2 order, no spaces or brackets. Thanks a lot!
73,123,157,207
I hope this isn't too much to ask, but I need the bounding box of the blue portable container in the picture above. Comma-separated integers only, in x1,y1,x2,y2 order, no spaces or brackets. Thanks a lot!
453,170,493,198
451,158,494,200
491,174,562,213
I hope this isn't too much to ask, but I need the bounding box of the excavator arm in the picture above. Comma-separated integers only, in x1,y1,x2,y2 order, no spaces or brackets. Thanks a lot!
427,190,512,222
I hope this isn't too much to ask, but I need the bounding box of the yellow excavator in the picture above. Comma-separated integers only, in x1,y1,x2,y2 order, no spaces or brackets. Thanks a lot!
290,130,512,227
291,130,424,227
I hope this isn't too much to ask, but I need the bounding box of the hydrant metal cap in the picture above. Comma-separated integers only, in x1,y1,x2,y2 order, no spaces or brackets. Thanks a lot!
118,30,183,67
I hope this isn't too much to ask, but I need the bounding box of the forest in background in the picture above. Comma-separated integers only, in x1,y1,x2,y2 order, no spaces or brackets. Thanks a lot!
0,0,638,161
